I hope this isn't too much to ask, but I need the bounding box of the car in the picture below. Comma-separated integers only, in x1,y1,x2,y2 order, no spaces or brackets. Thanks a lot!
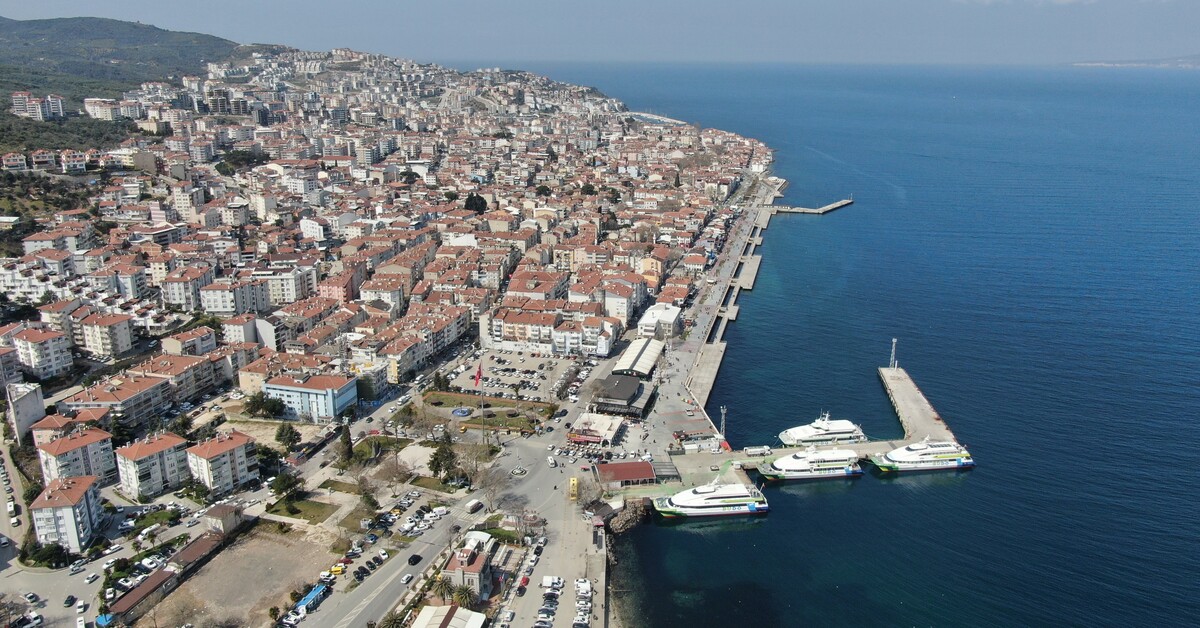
69,564,86,575
186,519,199,527
523,565,535,575
337,557,353,565
408,554,422,565
103,558,118,571
534,545,544,556
407,490,421,498
353,571,364,582
9,517,18,526
104,588,116,601
378,549,389,560
118,577,135,589
103,544,123,556
23,593,38,604
365,533,379,543
76,601,87,614
84,573,99,584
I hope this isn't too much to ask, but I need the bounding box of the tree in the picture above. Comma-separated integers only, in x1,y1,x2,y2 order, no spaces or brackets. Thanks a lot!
451,584,479,609
443,191,459,202
378,611,405,628
170,414,193,437
535,184,552,197
245,391,285,418
428,441,458,479
475,466,510,512
0,593,22,624
357,473,379,510
580,183,596,196
430,575,453,602
268,607,280,620
338,425,354,462
464,193,487,214
378,458,413,497
275,423,302,451
271,473,303,500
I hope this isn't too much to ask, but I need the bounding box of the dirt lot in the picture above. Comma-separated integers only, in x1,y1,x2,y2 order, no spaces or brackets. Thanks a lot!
224,418,329,451
157,524,337,627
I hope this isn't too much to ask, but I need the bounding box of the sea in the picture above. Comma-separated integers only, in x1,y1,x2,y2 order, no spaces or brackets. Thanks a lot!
469,62,1200,626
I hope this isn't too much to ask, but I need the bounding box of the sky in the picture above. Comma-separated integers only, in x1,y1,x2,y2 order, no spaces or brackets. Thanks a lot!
5,0,1199,66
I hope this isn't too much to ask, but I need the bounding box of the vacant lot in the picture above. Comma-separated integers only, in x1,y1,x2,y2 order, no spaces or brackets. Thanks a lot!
224,419,328,451
160,524,336,626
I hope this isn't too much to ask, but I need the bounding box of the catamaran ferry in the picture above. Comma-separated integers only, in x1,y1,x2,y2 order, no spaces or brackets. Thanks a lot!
757,447,863,481
777,412,867,446
652,482,770,518
871,438,975,472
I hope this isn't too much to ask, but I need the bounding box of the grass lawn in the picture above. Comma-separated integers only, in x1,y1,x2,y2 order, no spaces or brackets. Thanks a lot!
265,499,337,525
352,436,411,459
131,510,180,536
483,513,503,527
319,479,362,495
411,475,456,493
462,413,536,432
338,505,379,532
423,391,550,413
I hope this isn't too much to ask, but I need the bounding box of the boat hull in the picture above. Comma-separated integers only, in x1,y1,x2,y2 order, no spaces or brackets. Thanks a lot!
777,434,867,447
654,505,771,519
758,466,864,482
872,458,976,473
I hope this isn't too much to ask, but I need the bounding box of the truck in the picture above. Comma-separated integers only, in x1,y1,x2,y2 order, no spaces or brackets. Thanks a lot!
464,499,484,514
541,576,563,589
743,446,772,457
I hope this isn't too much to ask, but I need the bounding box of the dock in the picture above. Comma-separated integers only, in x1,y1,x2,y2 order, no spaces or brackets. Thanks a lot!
664,365,964,488
773,199,854,214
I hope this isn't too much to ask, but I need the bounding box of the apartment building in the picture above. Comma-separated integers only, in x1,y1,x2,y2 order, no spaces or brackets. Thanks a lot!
79,313,135,358
126,353,217,405
161,325,218,356
30,476,104,553
199,278,270,316
37,427,116,483
186,430,259,495
115,433,190,500
12,327,71,379
262,374,358,423
59,376,171,429
162,266,216,311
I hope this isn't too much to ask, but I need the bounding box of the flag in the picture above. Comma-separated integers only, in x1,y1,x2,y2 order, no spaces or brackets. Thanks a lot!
474,362,483,388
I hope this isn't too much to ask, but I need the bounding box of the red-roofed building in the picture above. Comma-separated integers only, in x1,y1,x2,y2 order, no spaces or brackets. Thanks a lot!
186,430,259,495
442,532,496,598
596,461,657,489
12,327,71,379
116,433,189,499
80,312,134,358
262,374,358,423
30,475,103,553
37,427,115,483
58,376,171,429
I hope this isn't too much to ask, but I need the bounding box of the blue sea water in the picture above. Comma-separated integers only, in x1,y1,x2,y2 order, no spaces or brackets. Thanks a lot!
504,63,1200,626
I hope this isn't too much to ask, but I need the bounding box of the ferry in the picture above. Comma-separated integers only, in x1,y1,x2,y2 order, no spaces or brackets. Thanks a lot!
777,411,867,446
871,438,975,472
756,447,863,481
652,482,769,519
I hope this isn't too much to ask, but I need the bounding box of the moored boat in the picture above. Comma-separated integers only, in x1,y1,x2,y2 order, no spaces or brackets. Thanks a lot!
652,482,769,518
871,438,974,472
757,447,863,481
778,411,867,446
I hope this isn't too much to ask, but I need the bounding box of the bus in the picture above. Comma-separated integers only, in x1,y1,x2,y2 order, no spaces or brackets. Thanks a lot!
568,477,579,501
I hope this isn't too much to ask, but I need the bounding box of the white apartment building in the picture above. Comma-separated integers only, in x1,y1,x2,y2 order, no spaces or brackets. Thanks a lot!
186,430,259,495
115,433,190,500
252,267,313,306
162,266,216,312
262,374,358,423
80,313,135,358
30,475,104,553
37,428,116,483
12,327,71,379
59,376,171,429
199,278,271,316
360,275,407,309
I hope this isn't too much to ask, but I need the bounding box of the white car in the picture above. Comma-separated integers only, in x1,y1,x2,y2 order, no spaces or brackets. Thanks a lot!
103,558,117,571
378,550,389,560
84,573,99,584
401,573,414,584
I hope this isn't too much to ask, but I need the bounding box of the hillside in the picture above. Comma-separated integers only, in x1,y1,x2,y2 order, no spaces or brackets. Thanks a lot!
0,15,241,101
1074,52,1200,69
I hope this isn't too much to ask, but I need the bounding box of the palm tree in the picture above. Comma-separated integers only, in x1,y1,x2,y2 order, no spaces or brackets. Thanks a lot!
377,611,404,628
430,575,453,602
451,584,478,610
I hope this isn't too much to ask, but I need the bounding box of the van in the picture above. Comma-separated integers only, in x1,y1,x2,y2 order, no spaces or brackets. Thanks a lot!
465,499,484,514
433,506,449,517
547,456,558,468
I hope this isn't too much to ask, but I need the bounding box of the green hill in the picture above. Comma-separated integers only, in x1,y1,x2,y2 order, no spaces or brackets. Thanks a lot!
0,15,240,101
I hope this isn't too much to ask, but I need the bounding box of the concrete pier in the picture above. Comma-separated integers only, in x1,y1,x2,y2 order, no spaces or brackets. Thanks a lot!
661,366,963,487
774,199,854,214
738,256,762,289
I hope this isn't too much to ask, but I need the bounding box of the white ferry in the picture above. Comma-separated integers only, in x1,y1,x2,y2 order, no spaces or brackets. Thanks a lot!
652,482,769,518
871,438,975,472
756,448,863,481
777,411,867,446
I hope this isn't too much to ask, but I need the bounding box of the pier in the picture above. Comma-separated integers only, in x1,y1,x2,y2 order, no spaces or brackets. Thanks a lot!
773,198,854,214
664,364,965,488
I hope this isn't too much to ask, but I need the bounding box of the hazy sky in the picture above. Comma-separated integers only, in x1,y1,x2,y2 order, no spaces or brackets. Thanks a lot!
6,0,1199,66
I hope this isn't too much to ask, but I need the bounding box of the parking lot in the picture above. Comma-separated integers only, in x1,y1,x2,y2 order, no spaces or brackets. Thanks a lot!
448,349,600,405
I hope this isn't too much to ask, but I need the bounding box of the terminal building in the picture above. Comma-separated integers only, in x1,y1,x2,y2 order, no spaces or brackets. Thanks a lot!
590,374,655,418
610,337,664,379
